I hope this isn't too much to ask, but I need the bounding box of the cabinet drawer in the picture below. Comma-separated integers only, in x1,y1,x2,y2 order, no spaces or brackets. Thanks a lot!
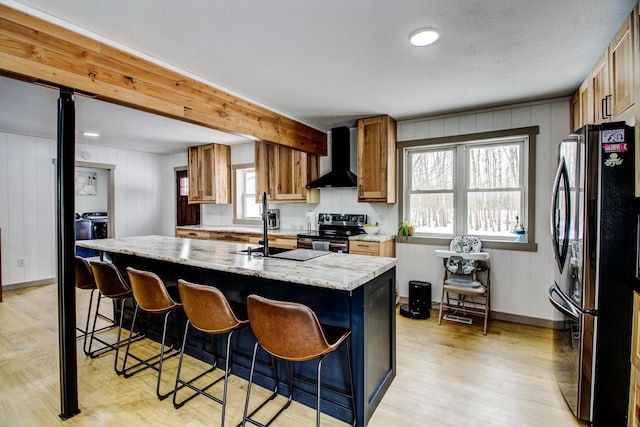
272,237,298,249
176,229,212,240
349,241,380,256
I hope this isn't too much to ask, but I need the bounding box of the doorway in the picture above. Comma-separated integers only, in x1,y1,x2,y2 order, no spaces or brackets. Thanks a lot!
176,169,200,226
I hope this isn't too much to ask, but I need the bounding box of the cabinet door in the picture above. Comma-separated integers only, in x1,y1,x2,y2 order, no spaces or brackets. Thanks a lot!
255,141,275,201
591,52,611,123
570,92,580,132
188,146,203,203
610,15,635,117
187,144,231,204
578,79,593,128
255,141,318,203
357,115,396,203
273,145,308,201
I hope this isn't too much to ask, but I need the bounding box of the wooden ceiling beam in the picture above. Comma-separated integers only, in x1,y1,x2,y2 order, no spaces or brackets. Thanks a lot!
0,5,327,155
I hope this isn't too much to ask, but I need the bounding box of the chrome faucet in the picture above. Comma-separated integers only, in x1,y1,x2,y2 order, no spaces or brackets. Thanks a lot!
262,191,269,257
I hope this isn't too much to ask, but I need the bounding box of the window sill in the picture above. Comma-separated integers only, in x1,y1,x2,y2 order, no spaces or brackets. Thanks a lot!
396,235,538,252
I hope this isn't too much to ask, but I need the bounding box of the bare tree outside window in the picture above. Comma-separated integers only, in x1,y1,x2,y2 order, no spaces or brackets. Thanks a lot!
406,138,527,240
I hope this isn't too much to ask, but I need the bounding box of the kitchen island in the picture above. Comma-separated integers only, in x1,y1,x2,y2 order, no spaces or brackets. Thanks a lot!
77,235,396,426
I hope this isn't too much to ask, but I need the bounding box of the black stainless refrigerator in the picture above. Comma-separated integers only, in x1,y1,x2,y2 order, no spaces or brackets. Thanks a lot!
548,122,636,426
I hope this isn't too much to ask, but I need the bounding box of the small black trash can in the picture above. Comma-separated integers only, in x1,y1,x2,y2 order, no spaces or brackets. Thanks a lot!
400,281,431,319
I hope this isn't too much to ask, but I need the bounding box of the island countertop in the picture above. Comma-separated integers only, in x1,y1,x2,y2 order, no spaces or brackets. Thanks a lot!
77,235,396,291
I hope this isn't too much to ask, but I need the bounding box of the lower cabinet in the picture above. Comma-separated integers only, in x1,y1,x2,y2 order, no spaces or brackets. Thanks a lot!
349,239,395,257
176,229,213,240
177,228,297,249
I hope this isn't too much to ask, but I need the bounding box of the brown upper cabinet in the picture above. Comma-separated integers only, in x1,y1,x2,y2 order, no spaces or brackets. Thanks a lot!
610,13,636,117
255,141,320,203
357,115,397,203
188,143,231,204
571,8,637,131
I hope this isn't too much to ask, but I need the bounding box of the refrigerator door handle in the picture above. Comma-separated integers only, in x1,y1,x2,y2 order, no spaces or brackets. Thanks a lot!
548,283,580,321
550,158,571,272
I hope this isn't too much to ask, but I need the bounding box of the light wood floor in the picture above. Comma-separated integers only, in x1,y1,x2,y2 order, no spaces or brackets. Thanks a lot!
0,283,586,427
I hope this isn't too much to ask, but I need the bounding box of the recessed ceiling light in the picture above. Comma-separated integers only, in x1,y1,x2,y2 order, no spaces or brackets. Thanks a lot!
82,131,100,137
409,28,439,47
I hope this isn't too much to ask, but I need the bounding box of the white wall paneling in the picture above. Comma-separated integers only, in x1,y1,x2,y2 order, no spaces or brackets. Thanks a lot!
0,133,167,288
396,99,570,322
0,133,56,286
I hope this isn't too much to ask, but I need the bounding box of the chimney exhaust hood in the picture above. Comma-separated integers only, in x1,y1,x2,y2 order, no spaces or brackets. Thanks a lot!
306,126,357,189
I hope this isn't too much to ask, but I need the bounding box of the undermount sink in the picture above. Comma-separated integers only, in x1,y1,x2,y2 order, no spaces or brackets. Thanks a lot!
231,246,292,257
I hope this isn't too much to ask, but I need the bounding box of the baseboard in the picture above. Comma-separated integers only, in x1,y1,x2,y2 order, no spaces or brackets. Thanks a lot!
2,278,56,292
396,298,558,329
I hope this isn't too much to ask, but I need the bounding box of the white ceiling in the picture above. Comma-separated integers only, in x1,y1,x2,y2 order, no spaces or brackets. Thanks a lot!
0,0,637,154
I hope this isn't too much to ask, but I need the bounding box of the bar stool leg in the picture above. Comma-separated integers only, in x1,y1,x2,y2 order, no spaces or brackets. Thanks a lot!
155,310,176,400
242,343,279,427
79,289,97,346
113,297,132,374
120,302,140,375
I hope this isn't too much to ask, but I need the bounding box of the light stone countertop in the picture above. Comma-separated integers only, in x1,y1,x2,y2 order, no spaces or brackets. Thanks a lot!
77,235,396,291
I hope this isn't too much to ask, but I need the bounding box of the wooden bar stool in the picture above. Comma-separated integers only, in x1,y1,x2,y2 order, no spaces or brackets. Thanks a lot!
242,294,355,427
123,267,183,400
172,279,249,426
88,260,142,368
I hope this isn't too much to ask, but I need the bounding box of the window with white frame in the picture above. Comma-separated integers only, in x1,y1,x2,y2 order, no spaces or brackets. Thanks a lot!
400,127,537,249
233,164,261,224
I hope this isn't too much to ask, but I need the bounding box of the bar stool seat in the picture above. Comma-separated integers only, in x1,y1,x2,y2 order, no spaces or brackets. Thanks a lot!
172,279,249,426
242,294,356,427
88,260,142,367
123,267,183,400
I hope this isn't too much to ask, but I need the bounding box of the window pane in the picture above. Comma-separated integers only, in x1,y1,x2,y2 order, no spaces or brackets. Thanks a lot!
468,144,520,189
410,150,453,190
244,195,260,218
467,191,521,236
179,176,189,196
410,193,454,234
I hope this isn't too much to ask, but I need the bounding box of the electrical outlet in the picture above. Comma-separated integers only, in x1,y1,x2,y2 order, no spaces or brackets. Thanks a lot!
17,257,26,267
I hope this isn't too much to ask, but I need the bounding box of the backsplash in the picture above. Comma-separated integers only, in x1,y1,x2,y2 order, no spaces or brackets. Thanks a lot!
202,188,398,234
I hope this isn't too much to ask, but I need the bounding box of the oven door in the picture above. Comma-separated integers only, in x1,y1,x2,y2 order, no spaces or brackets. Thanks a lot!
296,236,348,253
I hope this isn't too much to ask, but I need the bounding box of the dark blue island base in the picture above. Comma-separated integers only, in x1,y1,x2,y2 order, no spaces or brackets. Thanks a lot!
109,253,396,426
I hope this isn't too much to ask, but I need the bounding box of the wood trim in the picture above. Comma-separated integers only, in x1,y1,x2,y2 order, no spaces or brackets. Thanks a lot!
0,5,327,155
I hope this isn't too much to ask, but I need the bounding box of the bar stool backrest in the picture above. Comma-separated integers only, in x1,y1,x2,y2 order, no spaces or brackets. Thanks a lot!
126,267,181,313
75,256,96,290
178,279,247,334
247,294,339,362
90,261,131,299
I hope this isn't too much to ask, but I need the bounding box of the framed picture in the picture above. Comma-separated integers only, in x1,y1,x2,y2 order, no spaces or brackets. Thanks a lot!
76,171,97,195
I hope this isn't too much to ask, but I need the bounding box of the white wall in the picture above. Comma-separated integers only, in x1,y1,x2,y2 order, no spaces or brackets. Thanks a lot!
395,100,570,322
0,132,56,285
0,133,167,287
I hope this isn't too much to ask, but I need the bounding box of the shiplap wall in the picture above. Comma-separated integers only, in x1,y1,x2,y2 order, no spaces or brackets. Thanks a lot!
394,99,570,322
0,132,165,286
0,133,56,285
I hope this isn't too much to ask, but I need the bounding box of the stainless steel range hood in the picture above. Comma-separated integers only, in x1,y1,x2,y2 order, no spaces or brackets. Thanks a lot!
306,126,357,189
